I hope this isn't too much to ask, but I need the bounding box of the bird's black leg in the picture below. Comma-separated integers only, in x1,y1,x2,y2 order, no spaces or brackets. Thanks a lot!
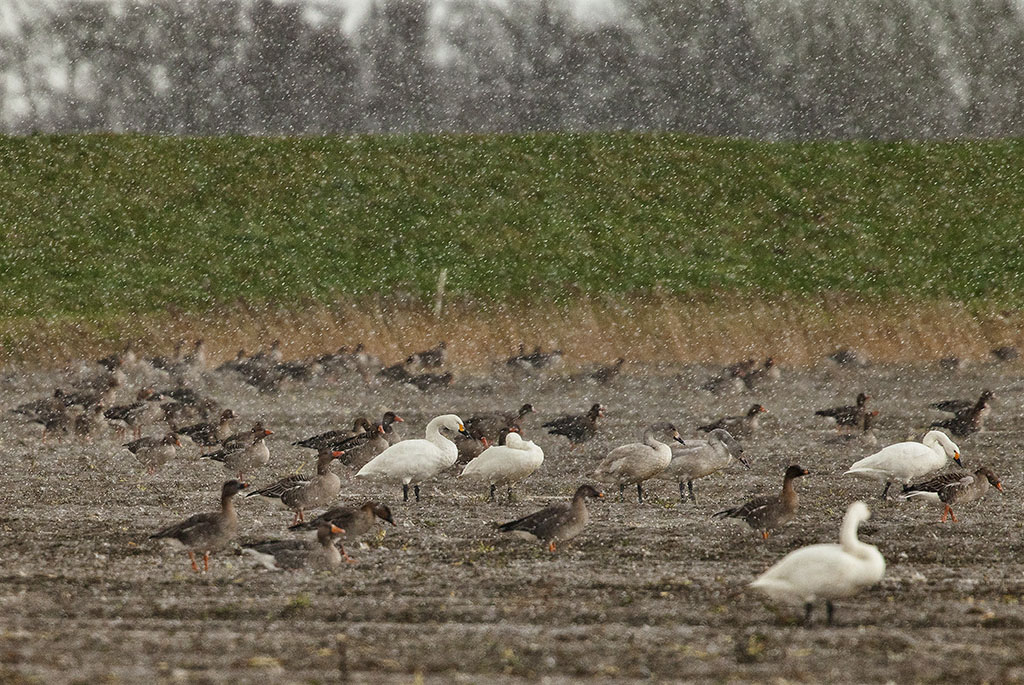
826,600,835,626
489,484,496,502
619,484,625,500
880,481,891,500
688,480,697,504
804,602,814,627
678,481,686,502
637,482,644,504
402,484,409,502
414,484,421,502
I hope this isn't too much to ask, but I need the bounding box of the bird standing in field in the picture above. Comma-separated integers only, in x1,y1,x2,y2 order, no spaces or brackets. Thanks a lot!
176,409,238,448
461,429,545,502
497,484,603,552
123,432,181,473
815,393,871,432
844,430,961,499
246,447,344,524
463,403,535,447
543,403,605,448
355,414,470,502
290,501,396,563
698,404,766,436
656,428,748,503
150,479,248,572
749,501,885,626
713,465,809,538
929,390,994,438
901,466,1003,522
201,422,273,479
591,422,683,504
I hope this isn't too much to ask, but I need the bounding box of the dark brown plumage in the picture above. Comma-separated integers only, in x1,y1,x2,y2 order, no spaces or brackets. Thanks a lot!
497,484,603,552
542,403,604,447
176,409,238,447
150,480,247,572
712,465,808,538
463,403,535,443
815,393,871,430
289,501,396,562
698,404,766,436
930,390,993,437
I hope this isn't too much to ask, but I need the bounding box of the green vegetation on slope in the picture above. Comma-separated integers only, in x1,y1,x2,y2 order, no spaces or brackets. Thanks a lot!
2,133,1023,319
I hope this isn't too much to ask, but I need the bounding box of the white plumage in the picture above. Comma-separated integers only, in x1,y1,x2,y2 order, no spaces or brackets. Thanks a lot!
749,500,885,625
356,414,467,501
460,432,544,500
844,429,961,498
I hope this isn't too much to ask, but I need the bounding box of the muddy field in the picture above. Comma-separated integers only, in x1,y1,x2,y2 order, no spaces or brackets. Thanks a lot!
2,356,1024,683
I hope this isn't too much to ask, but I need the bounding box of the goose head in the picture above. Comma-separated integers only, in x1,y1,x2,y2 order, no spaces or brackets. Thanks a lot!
977,467,1004,493
366,501,396,525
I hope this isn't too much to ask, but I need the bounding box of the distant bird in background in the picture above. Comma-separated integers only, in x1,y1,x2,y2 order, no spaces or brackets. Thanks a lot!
699,404,765,436
543,403,605,448
815,393,871,432
930,390,993,437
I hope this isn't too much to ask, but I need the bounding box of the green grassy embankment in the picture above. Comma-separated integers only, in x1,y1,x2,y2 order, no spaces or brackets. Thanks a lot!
1,133,1023,365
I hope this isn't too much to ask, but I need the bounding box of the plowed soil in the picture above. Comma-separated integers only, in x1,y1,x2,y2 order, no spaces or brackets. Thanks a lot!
2,359,1022,683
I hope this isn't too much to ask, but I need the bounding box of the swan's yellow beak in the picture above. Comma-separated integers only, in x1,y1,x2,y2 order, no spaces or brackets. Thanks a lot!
953,451,963,467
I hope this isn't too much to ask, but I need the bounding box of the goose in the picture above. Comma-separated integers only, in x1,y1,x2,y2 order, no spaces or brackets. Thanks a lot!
243,522,347,571
542,403,604,447
201,423,273,479
104,388,165,439
463,403,535,445
815,393,871,431
245,447,344,524
698,404,766,436
461,430,545,502
497,484,603,552
355,414,469,502
844,430,961,499
123,432,181,473
456,426,516,464
901,466,1003,522
74,403,107,441
290,501,396,562
713,465,808,538
292,417,374,451
150,479,248,572
656,428,748,503
930,390,994,437
176,409,238,447
749,500,885,626
743,357,780,389
591,422,683,503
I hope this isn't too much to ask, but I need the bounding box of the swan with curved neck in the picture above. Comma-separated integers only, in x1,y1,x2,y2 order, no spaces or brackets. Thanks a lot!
845,430,961,499
749,500,885,626
460,431,545,502
356,414,469,502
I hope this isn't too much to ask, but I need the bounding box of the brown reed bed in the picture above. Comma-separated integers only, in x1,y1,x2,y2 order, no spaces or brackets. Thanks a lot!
1,294,1021,369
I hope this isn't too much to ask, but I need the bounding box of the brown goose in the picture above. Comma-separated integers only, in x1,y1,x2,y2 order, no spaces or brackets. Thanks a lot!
243,522,347,571
497,484,603,552
406,371,453,392
176,409,238,447
463,403,535,445
292,417,374,451
201,423,273,479
815,393,871,431
124,433,181,473
542,403,604,448
456,426,517,465
246,448,344,524
698,403,765,436
587,358,626,385
930,390,994,437
713,465,809,538
406,341,447,369
289,501,396,562
74,403,107,441
150,479,248,572
104,388,165,439
902,466,1003,522
742,358,780,389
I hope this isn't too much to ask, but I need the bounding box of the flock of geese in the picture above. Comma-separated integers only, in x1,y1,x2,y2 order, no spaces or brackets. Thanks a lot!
7,340,1015,625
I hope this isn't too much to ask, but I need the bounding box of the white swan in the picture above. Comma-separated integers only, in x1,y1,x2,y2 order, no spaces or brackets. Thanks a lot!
460,431,544,501
591,422,681,504
844,429,961,499
749,500,885,626
355,414,468,502
655,428,748,503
